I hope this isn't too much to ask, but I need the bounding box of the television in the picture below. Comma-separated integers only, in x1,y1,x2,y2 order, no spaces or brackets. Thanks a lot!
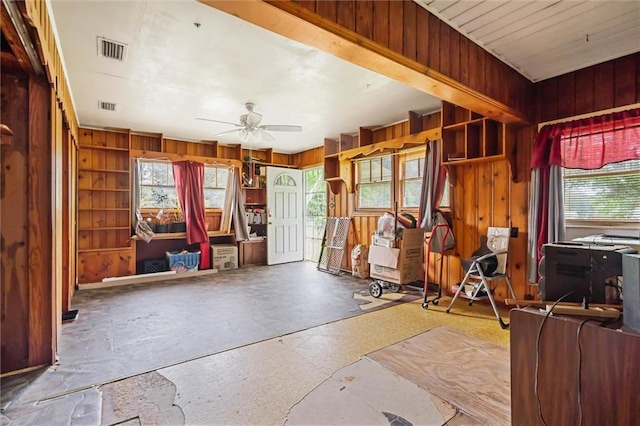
538,242,637,304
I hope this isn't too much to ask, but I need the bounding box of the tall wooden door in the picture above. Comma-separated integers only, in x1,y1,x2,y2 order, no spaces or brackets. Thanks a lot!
266,167,303,265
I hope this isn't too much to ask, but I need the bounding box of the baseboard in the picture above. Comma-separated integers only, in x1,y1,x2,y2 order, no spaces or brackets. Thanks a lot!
78,268,219,290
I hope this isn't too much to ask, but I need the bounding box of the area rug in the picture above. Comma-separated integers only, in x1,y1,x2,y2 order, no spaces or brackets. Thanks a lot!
368,326,511,425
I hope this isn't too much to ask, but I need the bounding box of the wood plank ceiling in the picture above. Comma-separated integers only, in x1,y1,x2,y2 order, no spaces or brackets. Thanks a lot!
416,0,640,82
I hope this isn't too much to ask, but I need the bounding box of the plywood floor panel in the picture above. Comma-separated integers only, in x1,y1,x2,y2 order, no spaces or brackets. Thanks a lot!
368,327,510,425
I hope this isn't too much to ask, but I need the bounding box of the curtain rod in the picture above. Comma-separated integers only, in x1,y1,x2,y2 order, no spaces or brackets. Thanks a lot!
134,156,235,168
538,103,640,130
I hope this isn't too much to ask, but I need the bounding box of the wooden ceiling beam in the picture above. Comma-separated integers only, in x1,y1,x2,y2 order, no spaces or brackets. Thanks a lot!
199,0,531,125
1,3,33,73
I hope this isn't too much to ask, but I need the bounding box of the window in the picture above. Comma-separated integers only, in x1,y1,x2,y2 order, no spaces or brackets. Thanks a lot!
400,150,450,209
304,167,326,262
138,159,228,209
203,166,229,208
564,159,640,221
139,160,178,208
401,155,424,207
356,155,392,209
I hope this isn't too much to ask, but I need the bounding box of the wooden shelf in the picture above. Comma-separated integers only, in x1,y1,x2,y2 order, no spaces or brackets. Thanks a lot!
78,247,132,253
440,101,518,182
79,227,130,231
130,231,234,241
78,187,129,192
79,208,130,211
79,168,129,173
78,145,129,152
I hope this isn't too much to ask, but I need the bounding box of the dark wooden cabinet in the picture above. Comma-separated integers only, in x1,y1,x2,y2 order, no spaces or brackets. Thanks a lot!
510,308,640,425
239,240,267,265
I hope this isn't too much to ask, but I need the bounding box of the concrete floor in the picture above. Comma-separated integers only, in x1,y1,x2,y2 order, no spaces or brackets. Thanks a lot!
1,262,512,425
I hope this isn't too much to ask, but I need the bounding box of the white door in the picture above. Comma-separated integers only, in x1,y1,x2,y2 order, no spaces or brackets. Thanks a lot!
267,166,304,265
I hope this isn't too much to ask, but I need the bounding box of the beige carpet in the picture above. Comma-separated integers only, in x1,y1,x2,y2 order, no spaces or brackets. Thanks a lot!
368,327,511,425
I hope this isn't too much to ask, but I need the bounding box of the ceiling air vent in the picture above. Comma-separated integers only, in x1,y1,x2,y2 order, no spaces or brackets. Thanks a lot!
98,101,117,112
97,37,127,62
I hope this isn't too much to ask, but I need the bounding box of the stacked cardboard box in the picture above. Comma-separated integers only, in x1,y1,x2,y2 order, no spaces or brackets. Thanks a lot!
368,228,424,284
211,244,238,271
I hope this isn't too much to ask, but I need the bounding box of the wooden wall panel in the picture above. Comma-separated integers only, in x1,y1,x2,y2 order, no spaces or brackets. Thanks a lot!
292,146,324,168
371,0,389,48
402,0,416,62
537,53,639,123
355,0,373,40
336,0,355,32
29,78,55,368
1,71,31,373
286,0,532,119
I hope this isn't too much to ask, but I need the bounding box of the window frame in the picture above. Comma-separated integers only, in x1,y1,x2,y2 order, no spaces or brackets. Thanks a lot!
563,159,640,226
203,165,229,209
137,159,228,212
398,148,451,212
355,154,394,211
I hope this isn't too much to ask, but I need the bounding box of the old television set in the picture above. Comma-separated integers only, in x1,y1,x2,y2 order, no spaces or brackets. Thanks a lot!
538,242,637,304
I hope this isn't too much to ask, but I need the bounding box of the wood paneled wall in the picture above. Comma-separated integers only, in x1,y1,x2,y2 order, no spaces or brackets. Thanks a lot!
285,0,534,122
1,70,55,373
536,52,640,123
325,115,535,301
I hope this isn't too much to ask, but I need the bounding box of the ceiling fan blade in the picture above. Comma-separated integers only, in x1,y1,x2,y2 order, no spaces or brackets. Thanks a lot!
260,125,302,132
213,128,242,137
255,129,276,143
196,117,242,127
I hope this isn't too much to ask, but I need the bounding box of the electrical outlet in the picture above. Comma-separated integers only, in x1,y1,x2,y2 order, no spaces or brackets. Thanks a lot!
510,227,519,238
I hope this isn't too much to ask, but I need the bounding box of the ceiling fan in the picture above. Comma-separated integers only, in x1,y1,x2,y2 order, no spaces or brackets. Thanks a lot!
196,102,302,143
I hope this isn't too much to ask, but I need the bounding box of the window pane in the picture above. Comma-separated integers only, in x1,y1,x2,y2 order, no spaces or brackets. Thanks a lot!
358,182,391,208
381,156,392,181
358,160,371,183
153,163,169,185
564,171,640,220
140,186,178,208
440,175,450,208
371,160,382,181
403,179,422,207
204,188,225,208
404,158,419,179
140,162,153,185
204,166,216,186
218,168,229,186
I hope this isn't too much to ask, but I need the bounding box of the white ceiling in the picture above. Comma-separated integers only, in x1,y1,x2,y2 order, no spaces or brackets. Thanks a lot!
49,0,441,154
417,0,640,82
50,1,640,154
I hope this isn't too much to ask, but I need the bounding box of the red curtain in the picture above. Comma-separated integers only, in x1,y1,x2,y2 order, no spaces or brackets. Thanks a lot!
172,161,210,269
532,108,640,170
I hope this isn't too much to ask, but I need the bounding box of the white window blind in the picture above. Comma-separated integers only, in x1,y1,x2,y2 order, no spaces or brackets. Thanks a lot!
563,160,640,221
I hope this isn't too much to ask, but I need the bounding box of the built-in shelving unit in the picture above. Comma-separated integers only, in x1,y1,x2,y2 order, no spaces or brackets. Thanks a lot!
441,101,508,164
77,128,135,283
440,101,518,181
323,112,442,194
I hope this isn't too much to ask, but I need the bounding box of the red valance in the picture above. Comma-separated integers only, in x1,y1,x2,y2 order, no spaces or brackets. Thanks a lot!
532,108,640,170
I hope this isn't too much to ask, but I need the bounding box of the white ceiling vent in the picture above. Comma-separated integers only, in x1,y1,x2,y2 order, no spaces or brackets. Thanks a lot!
97,37,128,62
98,101,117,111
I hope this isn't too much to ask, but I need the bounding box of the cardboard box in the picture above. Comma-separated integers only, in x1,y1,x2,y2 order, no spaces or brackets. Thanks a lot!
211,244,238,271
368,228,424,284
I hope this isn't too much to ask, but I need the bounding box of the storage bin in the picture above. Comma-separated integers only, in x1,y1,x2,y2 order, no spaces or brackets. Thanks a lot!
143,258,167,274
166,251,200,272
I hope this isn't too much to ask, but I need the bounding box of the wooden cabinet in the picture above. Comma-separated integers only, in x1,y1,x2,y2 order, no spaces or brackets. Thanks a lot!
77,129,134,283
510,309,640,425
440,101,514,165
78,249,135,283
239,240,267,265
